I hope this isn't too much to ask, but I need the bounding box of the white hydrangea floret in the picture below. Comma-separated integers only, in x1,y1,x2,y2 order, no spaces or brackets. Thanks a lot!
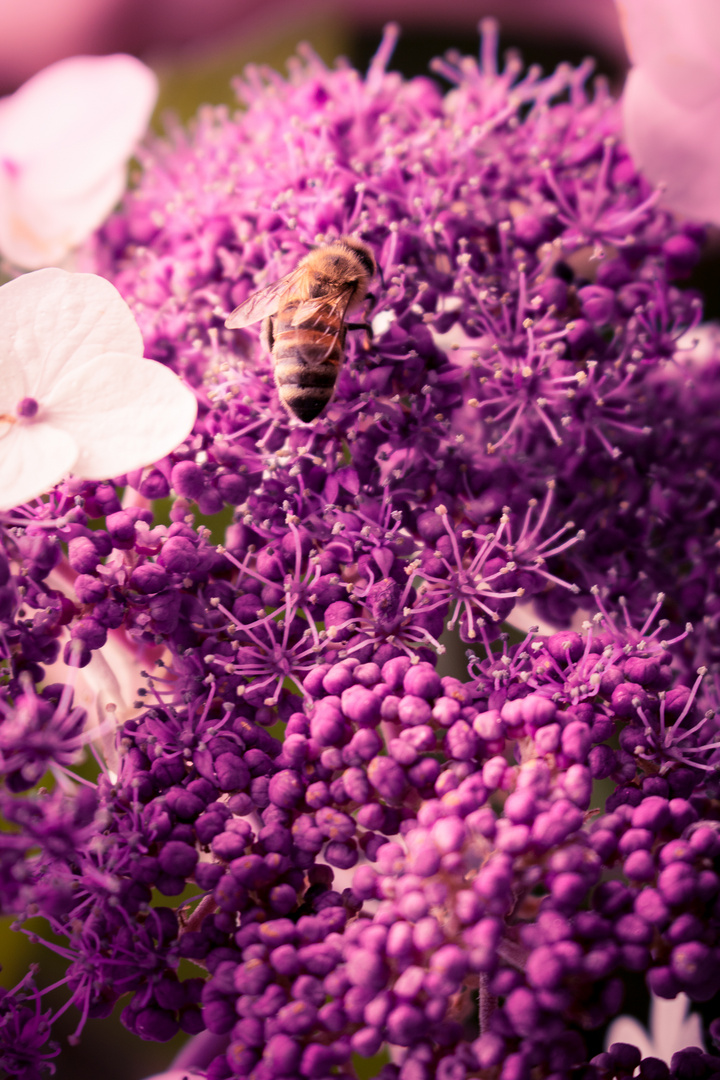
618,0,720,224
605,992,705,1064
0,268,198,510
0,53,158,269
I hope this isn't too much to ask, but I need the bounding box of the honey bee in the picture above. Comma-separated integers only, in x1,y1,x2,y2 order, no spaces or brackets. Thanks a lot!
225,237,376,423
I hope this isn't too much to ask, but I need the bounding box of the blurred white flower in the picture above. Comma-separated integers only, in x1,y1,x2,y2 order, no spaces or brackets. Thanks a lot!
0,53,157,268
606,992,705,1064
618,0,720,223
0,268,198,511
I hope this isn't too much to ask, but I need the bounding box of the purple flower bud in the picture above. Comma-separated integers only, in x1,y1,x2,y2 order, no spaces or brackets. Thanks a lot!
346,948,389,991
70,617,107,651
503,790,537,825
624,850,655,881
341,684,380,725
269,944,300,977
632,796,671,832
324,601,357,642
633,888,670,928
352,1026,383,1057
639,1061,671,1080
482,756,508,790
276,998,317,1034
310,700,348,747
658,862,697,906
68,535,99,573
667,914,705,945
403,662,442,700
647,966,681,999
504,986,539,1037
368,756,407,801
386,1003,425,1045
406,843,441,878
158,841,198,878
316,807,355,841
670,941,712,986
663,233,701,275
611,682,647,718
431,817,466,854
669,798,698,832
577,284,617,324
322,662,355,695
551,872,588,910
158,535,198,573
526,945,564,990
266,769,303,809
474,1032,507,1069
398,694,432,726
130,563,169,594
561,721,592,762
547,631,583,662
127,464,164,501
413,916,444,951
382,655,412,690
430,944,468,983
588,744,617,779
562,764,592,808
230,854,275,889
72,573,106,603
445,720,479,761
388,738,417,765
262,1032,301,1073
608,1044,642,1072
171,460,206,500
534,723,561,755
106,509,140,546
338,767,368,804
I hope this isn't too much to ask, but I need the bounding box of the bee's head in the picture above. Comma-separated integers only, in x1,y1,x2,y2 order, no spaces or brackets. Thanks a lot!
339,236,376,278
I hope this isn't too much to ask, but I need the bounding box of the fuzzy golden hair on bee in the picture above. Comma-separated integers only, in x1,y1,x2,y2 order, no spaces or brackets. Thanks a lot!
225,237,376,423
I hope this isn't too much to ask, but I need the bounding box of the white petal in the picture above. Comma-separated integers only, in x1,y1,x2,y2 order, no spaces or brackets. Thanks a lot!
0,422,77,511
651,995,705,1064
0,269,143,408
605,1015,654,1060
0,54,157,268
44,351,198,479
0,166,126,271
140,1072,205,1080
623,67,720,224
618,0,720,109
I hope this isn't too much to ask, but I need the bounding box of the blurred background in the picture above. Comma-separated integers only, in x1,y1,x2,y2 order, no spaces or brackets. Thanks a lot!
0,2,707,1079
0,0,628,105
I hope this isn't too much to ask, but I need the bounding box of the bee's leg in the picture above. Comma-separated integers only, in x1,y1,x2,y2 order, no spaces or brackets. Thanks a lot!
261,315,275,353
346,320,373,348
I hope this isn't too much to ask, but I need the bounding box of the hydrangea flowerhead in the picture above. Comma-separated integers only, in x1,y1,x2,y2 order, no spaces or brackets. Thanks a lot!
88,20,720,655
0,21,719,1080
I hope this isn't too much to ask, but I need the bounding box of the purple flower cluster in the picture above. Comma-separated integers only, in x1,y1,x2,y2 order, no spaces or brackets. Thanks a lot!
91,21,718,652
173,614,717,1080
1,20,720,1080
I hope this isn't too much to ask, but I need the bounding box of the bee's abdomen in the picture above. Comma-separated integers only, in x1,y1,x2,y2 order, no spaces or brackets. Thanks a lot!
273,320,344,422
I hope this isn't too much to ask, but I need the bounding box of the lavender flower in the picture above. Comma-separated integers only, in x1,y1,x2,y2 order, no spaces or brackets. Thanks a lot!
0,19,719,1080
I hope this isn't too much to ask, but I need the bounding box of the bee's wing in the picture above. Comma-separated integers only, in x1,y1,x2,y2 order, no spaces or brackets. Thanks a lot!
290,285,355,329
225,269,302,329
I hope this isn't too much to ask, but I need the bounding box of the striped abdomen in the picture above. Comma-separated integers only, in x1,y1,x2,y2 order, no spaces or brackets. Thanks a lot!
270,299,346,423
